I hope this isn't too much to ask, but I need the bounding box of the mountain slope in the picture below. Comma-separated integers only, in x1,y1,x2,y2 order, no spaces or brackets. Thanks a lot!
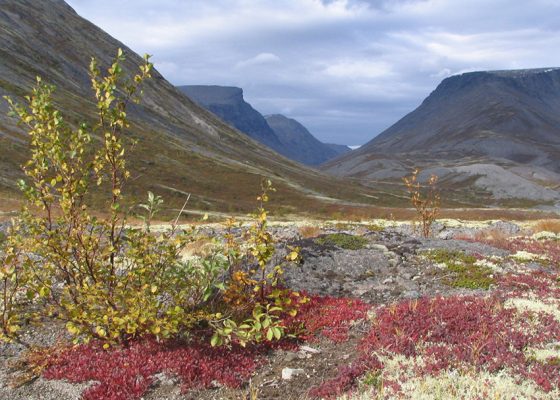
178,85,349,166
0,0,379,214
265,114,350,165
323,68,560,206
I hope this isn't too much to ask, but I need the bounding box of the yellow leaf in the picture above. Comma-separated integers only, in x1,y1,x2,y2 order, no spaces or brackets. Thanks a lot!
287,251,299,261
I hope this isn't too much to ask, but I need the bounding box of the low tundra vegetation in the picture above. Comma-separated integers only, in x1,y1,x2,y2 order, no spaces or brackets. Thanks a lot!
315,233,369,250
423,249,495,289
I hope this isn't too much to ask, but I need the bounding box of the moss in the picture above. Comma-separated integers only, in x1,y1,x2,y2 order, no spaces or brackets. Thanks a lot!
366,223,384,232
426,249,477,265
446,263,495,289
424,249,495,289
315,233,369,250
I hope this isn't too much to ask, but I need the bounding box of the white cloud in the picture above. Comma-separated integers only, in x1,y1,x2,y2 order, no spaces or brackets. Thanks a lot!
324,60,394,79
236,53,281,69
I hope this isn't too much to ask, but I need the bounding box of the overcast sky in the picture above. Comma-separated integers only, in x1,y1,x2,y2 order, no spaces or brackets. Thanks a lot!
66,0,560,146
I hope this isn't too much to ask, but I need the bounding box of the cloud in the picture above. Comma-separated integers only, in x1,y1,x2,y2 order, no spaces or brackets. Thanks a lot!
236,53,281,69
66,0,560,145
324,60,394,79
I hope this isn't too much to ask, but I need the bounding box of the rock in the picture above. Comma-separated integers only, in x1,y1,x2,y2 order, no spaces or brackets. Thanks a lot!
489,221,520,235
284,352,298,362
300,345,321,354
282,368,305,380
383,278,393,284
437,228,455,240
152,372,180,386
404,290,421,299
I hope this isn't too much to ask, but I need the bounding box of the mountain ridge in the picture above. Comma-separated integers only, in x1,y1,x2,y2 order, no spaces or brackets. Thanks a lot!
323,67,560,206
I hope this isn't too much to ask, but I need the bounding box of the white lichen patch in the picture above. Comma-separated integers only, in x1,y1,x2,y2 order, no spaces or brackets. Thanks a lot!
532,231,560,241
340,365,560,400
505,296,560,323
474,258,503,272
510,250,549,262
525,342,560,364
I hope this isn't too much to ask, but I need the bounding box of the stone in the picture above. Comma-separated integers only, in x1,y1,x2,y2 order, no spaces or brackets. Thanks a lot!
282,368,305,380
300,345,321,354
284,352,298,362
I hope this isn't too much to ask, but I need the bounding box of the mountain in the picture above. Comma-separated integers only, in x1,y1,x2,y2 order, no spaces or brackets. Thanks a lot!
0,0,380,215
176,85,282,149
265,114,350,165
324,143,352,156
178,85,349,166
323,68,560,206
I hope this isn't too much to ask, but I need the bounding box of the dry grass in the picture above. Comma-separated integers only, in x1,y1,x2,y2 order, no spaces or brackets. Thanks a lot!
532,219,560,234
179,237,215,260
298,225,323,239
473,228,512,243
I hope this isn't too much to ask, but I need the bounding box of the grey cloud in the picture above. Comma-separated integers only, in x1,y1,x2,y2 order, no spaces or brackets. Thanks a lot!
66,0,560,145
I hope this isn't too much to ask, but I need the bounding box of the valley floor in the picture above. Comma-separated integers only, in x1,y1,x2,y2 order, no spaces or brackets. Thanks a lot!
1,218,560,400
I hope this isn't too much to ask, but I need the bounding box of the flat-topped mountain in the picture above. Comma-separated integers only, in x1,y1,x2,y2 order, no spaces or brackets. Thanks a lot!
177,85,281,149
359,68,560,163
0,0,375,213
178,85,349,166
324,68,560,206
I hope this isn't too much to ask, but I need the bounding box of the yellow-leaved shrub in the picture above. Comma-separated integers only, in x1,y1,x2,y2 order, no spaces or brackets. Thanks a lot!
0,49,305,347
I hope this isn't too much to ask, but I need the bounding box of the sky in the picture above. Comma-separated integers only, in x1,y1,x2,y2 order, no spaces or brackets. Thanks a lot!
65,0,560,146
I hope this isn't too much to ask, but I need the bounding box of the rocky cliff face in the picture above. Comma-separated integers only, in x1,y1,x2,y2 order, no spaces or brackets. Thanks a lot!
178,85,349,166
0,0,375,212
177,85,281,148
323,68,560,206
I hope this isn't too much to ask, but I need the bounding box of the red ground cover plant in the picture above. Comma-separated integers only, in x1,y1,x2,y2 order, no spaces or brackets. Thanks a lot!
41,294,368,400
310,291,560,399
497,271,560,297
43,338,267,400
286,294,370,342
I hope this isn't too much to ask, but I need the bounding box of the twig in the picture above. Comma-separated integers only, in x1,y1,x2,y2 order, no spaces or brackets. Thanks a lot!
171,193,191,234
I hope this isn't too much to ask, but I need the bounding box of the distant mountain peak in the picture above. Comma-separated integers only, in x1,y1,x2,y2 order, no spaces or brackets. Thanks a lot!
179,85,349,165
179,85,243,105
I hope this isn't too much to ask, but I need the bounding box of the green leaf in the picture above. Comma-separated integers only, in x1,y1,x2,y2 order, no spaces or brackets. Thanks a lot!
210,333,221,347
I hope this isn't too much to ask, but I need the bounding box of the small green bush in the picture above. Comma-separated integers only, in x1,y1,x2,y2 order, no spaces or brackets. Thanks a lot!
315,233,368,250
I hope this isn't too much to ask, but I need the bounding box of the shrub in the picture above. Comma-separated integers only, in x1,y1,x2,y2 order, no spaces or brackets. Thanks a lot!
402,168,440,238
0,50,218,344
315,233,369,250
0,50,305,347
